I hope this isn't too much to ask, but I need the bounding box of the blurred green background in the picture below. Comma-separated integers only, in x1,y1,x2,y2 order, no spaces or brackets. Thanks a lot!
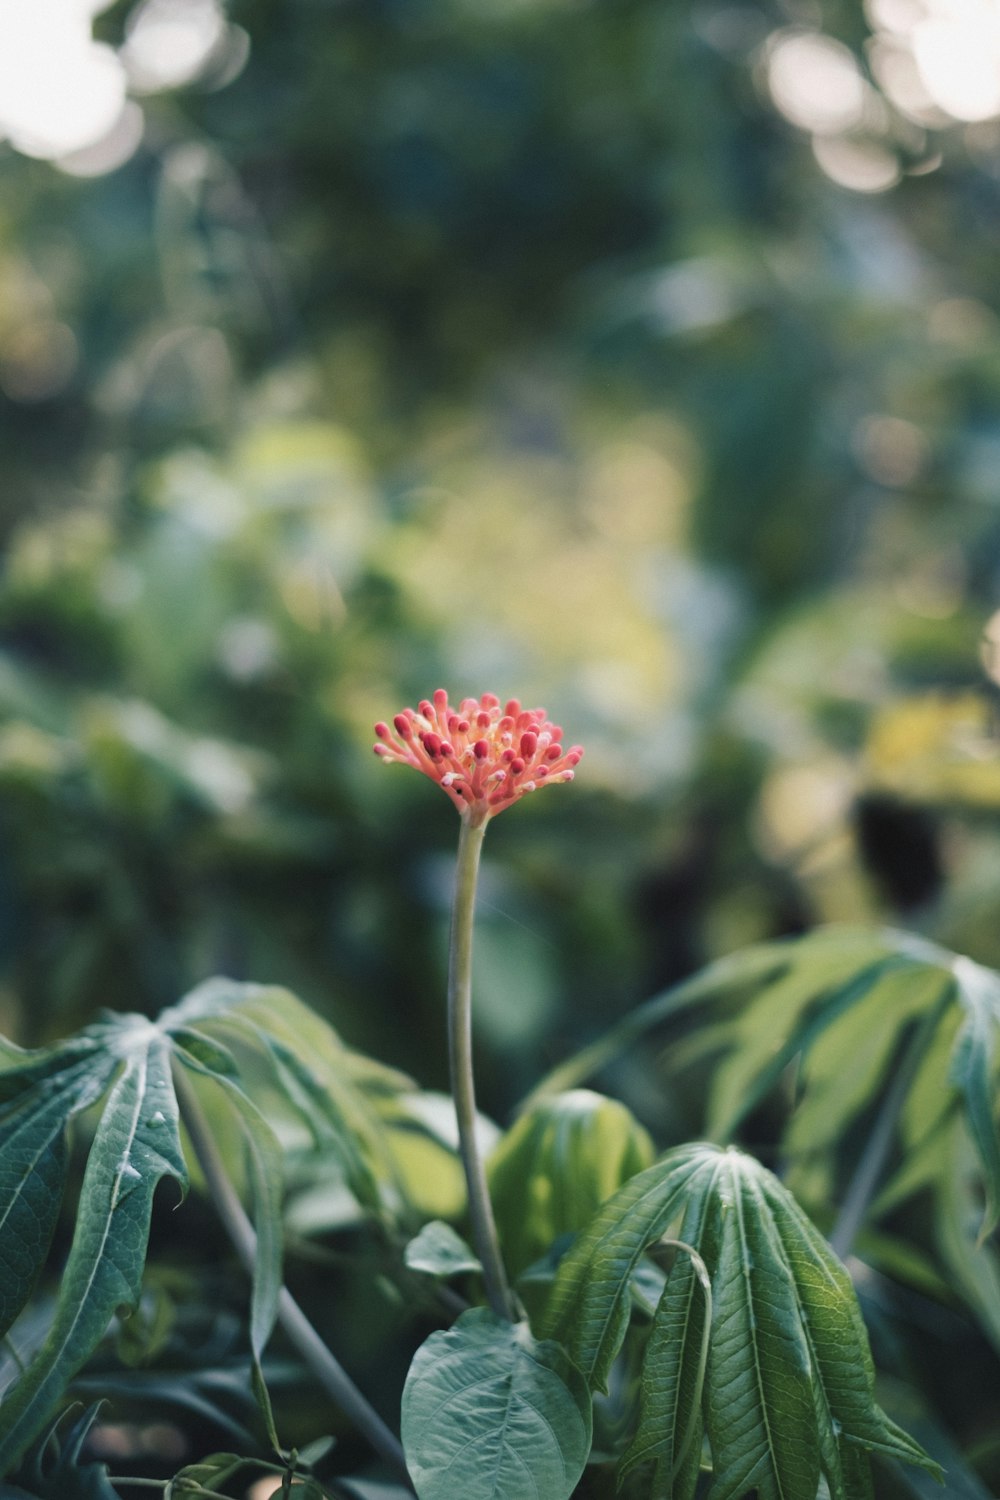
1,0,1000,1126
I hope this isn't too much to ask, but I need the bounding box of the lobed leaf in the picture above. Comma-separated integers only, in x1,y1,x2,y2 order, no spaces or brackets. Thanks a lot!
0,1052,118,1342
540,1144,709,1391
163,980,404,1215
0,1020,187,1472
542,1143,941,1500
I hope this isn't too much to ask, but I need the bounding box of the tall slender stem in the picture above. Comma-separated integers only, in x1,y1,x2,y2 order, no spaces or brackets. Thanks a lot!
173,1066,411,1485
448,817,515,1321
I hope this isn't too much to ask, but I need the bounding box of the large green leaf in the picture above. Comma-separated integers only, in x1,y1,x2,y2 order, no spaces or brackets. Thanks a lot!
162,980,405,1215
618,1214,712,1500
0,1052,117,1341
532,927,1000,1320
541,1148,707,1390
488,1089,654,1277
543,1144,941,1500
0,1018,187,1471
400,1307,591,1500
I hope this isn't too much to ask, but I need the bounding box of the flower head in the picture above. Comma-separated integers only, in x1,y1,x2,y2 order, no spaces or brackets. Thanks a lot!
374,689,583,825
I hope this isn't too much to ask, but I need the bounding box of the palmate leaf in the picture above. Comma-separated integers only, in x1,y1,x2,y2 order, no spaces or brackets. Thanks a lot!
160,979,405,1216
1,976,418,1469
401,1307,591,1500
0,1049,119,1342
542,1143,941,1500
531,926,1000,1269
0,1018,187,1473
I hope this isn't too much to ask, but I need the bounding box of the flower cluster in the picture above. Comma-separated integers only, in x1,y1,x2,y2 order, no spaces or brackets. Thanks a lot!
374,690,583,824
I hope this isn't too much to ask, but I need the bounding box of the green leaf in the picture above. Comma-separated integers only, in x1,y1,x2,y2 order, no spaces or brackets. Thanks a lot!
0,1021,187,1473
163,980,403,1215
164,1452,250,1497
619,1227,712,1500
702,1157,819,1500
0,1052,117,1341
783,967,952,1159
173,1052,284,1448
706,954,904,1140
404,1221,480,1279
488,1090,654,1277
542,1144,941,1500
10,1403,120,1500
401,1307,591,1500
950,957,1000,1237
536,926,1000,1346
540,1147,707,1390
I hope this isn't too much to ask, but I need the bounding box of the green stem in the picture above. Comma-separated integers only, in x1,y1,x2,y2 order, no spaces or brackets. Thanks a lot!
449,817,515,1321
173,1067,411,1485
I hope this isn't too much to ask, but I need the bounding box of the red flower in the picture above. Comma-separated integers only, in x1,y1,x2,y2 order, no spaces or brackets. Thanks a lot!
374,689,583,825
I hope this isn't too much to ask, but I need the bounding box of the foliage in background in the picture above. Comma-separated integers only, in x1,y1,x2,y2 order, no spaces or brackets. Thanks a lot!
0,0,999,1493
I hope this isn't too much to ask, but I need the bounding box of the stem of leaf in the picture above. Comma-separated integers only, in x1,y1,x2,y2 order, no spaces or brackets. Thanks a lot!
448,816,516,1321
172,1066,412,1486
829,1004,943,1261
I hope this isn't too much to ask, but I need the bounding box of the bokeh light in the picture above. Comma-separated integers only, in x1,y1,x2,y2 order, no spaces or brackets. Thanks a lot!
0,0,126,160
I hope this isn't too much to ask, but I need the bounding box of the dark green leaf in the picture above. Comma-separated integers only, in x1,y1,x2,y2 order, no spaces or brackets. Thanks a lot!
0,1022,187,1471
163,981,402,1214
543,1144,941,1500
541,1147,707,1390
619,1223,713,1500
401,1307,591,1500
0,1054,116,1340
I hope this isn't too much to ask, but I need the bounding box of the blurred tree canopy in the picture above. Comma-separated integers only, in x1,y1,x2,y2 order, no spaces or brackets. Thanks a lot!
0,0,999,1118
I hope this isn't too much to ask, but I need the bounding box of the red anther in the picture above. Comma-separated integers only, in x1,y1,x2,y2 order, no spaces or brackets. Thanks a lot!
511,757,525,774
375,722,390,739
394,714,413,737
481,693,500,709
520,732,537,757
434,688,449,713
504,699,521,718
536,764,549,777
546,743,563,761
422,732,442,757
501,748,515,763
418,700,434,718
566,746,584,764
457,719,470,733
474,739,490,759
549,725,562,739
440,741,454,757
477,711,492,728
498,716,515,734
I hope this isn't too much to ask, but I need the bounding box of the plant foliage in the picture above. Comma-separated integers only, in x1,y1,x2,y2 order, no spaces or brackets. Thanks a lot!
543,1142,941,1500
401,1307,592,1500
0,981,419,1473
